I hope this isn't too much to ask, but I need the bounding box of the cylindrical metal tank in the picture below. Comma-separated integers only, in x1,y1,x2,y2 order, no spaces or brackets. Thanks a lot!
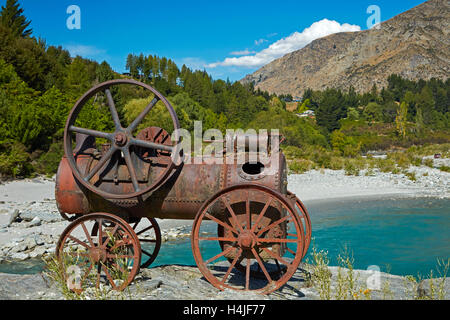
55,149,287,221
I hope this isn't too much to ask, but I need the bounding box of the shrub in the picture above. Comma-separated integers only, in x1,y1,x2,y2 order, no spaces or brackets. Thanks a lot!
376,159,396,173
289,159,315,174
282,146,303,159
404,171,417,181
0,141,33,178
439,166,450,173
328,157,345,170
34,141,64,175
423,158,434,168
388,152,411,169
344,160,360,176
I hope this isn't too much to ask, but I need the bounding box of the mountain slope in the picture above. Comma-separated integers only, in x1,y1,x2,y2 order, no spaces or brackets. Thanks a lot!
241,0,450,96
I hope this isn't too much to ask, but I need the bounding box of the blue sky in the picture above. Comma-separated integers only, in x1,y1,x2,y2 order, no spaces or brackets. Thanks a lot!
4,0,426,81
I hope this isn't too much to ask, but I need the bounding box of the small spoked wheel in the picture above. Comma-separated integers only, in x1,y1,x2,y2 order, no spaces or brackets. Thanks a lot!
287,191,312,258
56,213,141,293
191,184,306,294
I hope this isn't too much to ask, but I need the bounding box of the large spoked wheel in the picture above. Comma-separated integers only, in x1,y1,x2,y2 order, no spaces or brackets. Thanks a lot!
191,184,306,294
63,79,181,199
56,212,141,293
287,191,312,257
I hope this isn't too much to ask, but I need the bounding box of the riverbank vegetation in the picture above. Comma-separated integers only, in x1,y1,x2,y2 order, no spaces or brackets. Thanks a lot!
305,244,450,300
0,1,449,179
286,143,450,178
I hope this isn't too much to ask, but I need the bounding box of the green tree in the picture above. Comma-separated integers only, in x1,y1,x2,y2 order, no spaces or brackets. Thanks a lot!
96,60,115,83
346,107,359,121
0,0,32,38
395,101,408,138
64,56,90,97
363,102,383,123
415,85,435,125
316,88,346,132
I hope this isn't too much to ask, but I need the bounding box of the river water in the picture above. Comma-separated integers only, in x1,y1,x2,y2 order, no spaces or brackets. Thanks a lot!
1,197,449,278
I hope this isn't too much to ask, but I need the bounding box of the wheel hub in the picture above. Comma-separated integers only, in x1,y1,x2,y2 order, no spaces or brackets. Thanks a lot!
114,132,128,147
238,230,256,249
89,246,107,263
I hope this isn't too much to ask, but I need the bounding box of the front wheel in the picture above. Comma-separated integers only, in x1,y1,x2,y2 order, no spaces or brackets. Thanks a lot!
191,184,306,294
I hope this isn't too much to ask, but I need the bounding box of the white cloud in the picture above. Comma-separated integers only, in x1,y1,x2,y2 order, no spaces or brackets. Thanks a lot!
207,19,361,69
65,44,106,57
254,38,268,46
230,49,256,56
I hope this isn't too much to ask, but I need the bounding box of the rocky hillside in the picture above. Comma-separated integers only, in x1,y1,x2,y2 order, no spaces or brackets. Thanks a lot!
241,0,449,96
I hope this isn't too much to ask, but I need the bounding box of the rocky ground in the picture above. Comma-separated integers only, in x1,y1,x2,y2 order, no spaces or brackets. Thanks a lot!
0,262,448,300
0,160,448,300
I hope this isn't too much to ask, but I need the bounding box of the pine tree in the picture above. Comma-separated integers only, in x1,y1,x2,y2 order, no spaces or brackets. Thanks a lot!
0,0,32,38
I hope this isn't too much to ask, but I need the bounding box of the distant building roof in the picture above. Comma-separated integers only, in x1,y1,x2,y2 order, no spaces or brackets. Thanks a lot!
296,110,315,118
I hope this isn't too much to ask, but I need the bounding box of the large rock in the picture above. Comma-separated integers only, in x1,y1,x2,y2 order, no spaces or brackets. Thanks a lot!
29,217,42,227
0,273,63,300
7,209,21,226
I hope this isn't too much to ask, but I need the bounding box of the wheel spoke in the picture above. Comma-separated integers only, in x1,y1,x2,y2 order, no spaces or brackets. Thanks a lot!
251,198,272,233
122,148,140,192
68,251,90,259
251,248,272,283
84,146,118,182
257,238,298,243
106,254,135,259
127,97,159,132
245,258,251,290
96,269,101,288
142,248,155,258
135,224,154,236
198,236,237,242
67,235,90,249
102,224,119,248
220,248,243,285
139,238,157,243
130,138,174,152
69,126,112,140
105,89,121,130
261,247,290,266
256,215,291,237
102,265,118,290
81,222,95,247
97,219,103,247
222,197,245,233
205,213,238,236
287,247,296,255
205,246,234,265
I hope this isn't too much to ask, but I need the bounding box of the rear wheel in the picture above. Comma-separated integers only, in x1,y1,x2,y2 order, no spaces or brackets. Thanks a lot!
56,212,141,293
